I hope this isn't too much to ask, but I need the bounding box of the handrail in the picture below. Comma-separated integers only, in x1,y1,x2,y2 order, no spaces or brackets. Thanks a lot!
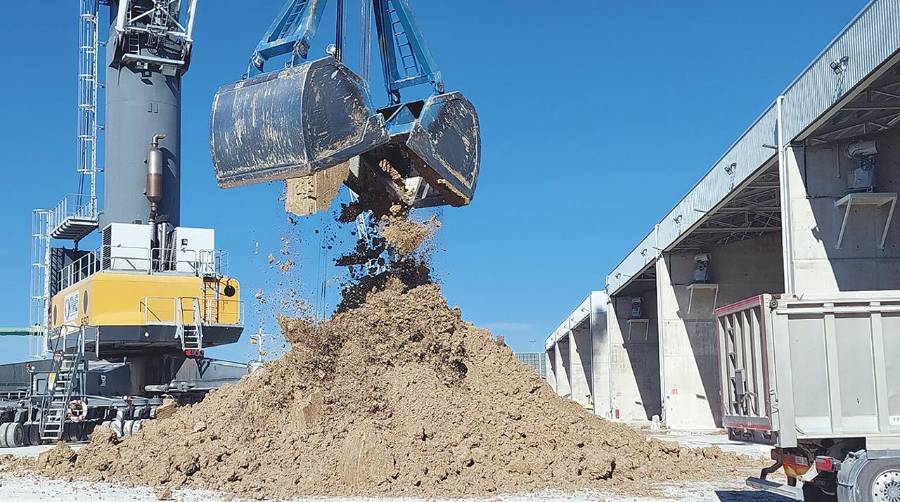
140,296,243,325
58,245,228,290
50,193,97,231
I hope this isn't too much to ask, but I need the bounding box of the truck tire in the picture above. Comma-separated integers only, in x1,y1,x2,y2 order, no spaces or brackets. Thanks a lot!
838,450,900,502
0,423,9,448
6,423,24,448
858,458,900,502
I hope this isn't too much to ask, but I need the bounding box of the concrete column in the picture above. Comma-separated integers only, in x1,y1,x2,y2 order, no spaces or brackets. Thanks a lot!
591,293,612,419
607,293,661,422
656,254,720,430
569,328,592,408
544,347,556,392
555,336,571,398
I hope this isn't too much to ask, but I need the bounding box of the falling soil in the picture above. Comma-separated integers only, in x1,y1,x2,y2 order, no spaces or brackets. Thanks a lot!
380,215,441,255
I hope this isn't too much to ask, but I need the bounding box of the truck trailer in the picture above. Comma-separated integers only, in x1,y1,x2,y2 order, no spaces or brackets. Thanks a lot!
717,293,900,502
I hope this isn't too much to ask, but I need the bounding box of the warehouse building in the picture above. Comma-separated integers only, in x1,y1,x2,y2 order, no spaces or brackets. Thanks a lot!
546,0,900,429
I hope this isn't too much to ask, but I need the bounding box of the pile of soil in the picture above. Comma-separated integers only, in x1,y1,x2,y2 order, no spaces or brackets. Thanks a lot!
2,181,758,499
10,279,755,499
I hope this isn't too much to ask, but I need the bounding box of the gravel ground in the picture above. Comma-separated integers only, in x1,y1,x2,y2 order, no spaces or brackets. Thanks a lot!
0,431,789,501
0,472,791,502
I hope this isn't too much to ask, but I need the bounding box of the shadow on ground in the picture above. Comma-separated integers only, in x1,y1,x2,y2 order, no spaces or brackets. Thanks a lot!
716,490,794,501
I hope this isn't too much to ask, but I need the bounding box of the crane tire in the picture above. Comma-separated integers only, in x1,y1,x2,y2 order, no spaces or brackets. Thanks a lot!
26,424,40,446
0,423,9,448
123,419,135,438
111,420,123,439
66,423,82,443
6,423,24,448
131,419,143,436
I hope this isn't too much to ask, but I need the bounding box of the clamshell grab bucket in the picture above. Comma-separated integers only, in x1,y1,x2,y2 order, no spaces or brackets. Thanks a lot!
210,57,389,188
384,92,481,206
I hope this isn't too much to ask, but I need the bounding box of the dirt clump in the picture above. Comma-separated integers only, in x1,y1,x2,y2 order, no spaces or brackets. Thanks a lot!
12,280,758,499
380,214,441,255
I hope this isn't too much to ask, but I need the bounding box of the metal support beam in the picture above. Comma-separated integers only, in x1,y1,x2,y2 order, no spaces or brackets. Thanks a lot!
692,227,782,233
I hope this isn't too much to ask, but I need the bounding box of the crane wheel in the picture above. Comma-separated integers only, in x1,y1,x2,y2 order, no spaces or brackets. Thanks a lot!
26,424,40,446
110,420,123,438
0,423,9,448
6,423,24,448
66,423,82,443
131,419,143,436
123,420,135,438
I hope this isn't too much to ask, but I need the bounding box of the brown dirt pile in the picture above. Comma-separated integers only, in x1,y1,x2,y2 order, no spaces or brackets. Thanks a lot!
12,280,757,499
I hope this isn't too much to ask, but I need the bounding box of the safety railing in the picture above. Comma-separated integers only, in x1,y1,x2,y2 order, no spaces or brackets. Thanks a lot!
140,296,243,326
50,193,97,229
58,246,228,290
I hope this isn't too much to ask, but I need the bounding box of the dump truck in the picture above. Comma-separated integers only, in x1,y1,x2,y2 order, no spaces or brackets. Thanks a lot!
717,292,900,502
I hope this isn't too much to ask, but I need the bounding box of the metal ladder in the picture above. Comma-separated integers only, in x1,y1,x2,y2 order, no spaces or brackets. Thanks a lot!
175,298,204,356
39,328,85,442
387,3,419,76
28,210,52,359
274,0,310,39
77,0,100,217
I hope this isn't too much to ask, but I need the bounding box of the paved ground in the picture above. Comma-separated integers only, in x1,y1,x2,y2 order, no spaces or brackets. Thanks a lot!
0,430,791,501
647,429,772,459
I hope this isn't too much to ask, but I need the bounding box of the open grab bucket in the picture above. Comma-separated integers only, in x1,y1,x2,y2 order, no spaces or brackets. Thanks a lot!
210,57,389,188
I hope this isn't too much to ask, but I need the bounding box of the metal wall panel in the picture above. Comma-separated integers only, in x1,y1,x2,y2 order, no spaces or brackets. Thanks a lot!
608,0,900,295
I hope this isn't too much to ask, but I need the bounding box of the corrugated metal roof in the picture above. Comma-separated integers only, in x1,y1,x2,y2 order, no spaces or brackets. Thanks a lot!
607,0,900,295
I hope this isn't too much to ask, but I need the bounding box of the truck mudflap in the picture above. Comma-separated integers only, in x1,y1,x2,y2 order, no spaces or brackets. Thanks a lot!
210,57,389,188
745,450,812,501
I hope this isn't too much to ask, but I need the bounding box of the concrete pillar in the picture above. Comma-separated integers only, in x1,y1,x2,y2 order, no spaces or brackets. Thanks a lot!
569,328,592,408
656,254,720,430
607,293,661,422
591,293,612,418
545,346,557,392
544,347,556,392
555,336,571,398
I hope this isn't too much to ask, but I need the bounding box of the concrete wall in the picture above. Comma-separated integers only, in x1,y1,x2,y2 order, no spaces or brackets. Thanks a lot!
783,129,900,295
608,291,662,422
656,234,784,429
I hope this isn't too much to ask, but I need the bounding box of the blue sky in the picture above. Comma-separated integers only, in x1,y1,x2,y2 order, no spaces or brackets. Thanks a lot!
0,0,867,363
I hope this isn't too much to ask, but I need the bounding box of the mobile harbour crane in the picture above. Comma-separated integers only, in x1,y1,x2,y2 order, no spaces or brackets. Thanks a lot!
0,0,480,447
